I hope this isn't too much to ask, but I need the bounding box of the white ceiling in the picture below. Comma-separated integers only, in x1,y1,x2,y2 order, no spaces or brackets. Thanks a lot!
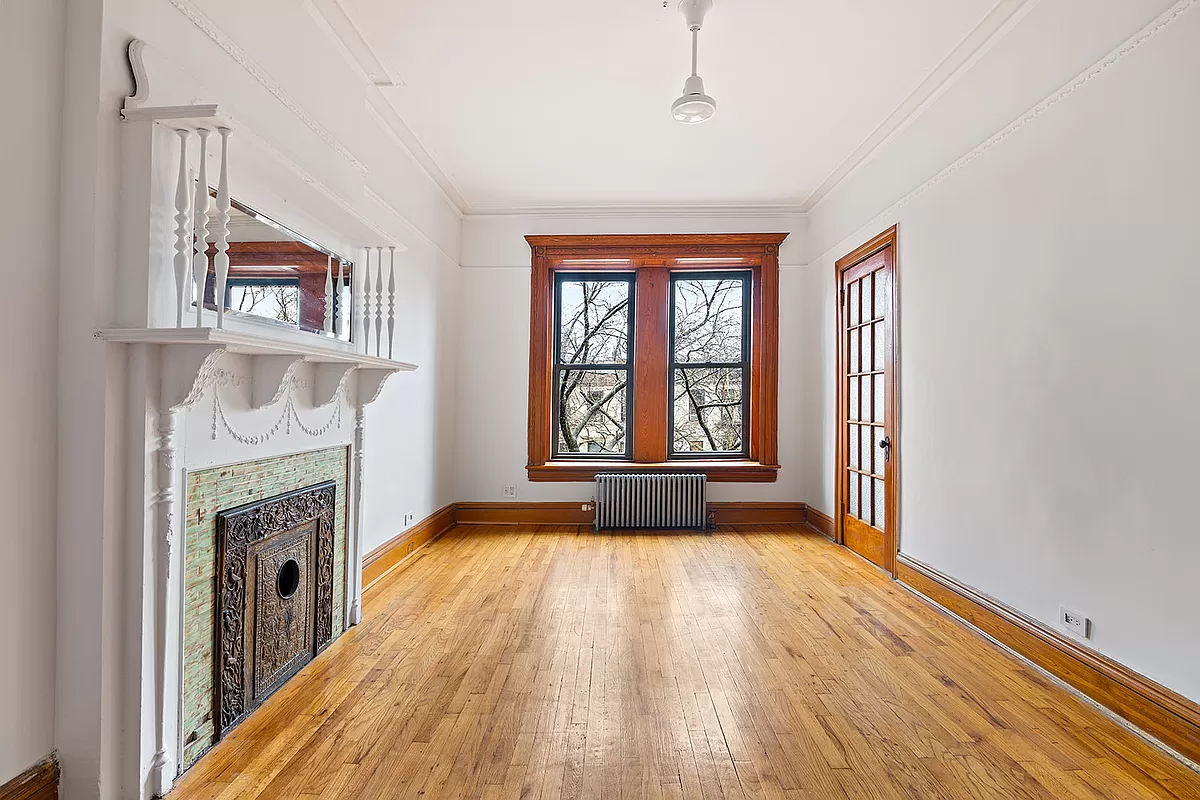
340,0,1012,212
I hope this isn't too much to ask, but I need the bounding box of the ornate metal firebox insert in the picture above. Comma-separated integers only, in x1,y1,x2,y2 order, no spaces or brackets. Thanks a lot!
214,481,336,739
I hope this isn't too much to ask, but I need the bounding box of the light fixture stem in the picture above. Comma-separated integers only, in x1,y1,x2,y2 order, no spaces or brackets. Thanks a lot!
691,28,699,76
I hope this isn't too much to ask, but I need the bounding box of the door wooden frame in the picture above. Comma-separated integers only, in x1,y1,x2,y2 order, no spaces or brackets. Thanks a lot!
834,226,900,575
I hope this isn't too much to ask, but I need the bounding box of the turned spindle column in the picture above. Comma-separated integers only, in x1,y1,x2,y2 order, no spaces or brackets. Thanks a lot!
172,131,192,328
349,406,367,624
212,128,232,329
387,247,397,360
192,129,213,328
361,248,373,354
374,246,385,357
324,255,334,335
335,259,346,339
149,409,179,796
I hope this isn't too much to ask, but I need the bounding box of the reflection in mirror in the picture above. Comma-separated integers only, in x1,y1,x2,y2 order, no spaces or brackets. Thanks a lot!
201,198,353,340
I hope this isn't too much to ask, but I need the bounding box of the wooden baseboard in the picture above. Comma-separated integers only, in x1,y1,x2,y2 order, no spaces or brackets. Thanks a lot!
362,504,456,591
453,501,809,527
0,756,58,800
710,502,807,526
897,554,1200,764
454,502,592,526
803,505,834,539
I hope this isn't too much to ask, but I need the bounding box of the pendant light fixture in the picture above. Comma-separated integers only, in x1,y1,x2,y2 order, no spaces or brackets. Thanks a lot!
672,0,716,124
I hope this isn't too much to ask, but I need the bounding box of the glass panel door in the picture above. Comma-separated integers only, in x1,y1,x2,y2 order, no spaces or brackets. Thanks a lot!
838,236,896,571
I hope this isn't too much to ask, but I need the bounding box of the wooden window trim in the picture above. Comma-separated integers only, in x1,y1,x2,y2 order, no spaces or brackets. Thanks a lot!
527,233,786,483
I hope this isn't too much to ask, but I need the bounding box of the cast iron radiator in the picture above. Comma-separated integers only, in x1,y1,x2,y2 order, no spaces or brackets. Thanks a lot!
593,473,708,531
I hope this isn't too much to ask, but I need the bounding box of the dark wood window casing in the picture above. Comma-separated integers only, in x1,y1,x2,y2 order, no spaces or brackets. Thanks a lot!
527,234,786,483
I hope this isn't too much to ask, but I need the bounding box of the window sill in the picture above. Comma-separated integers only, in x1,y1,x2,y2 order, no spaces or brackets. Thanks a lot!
527,461,780,483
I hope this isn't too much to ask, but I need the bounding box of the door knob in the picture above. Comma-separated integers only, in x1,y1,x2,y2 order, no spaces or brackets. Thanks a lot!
879,436,891,463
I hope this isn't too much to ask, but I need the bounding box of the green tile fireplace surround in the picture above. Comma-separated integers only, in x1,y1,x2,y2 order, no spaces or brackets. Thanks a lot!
181,446,350,768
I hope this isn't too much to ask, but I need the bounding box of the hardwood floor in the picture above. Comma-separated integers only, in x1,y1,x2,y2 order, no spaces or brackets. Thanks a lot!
171,525,1200,799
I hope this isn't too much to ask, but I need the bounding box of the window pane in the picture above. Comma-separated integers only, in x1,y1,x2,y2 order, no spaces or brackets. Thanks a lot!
873,321,885,371
672,367,743,453
559,279,630,364
874,270,887,320
874,478,886,531
673,277,745,364
556,369,628,455
228,282,300,326
862,474,872,523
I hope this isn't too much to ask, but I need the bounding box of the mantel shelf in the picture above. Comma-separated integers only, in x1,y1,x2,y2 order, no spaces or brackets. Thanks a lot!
96,327,418,373
97,328,416,410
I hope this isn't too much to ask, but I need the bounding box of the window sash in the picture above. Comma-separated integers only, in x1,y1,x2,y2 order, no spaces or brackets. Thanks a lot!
551,272,635,460
668,271,752,459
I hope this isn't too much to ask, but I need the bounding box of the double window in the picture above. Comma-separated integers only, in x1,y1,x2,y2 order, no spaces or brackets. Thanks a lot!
529,234,785,482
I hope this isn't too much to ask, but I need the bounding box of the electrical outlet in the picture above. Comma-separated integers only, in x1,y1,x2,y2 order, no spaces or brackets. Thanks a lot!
1059,606,1091,639
502,485,517,499
404,513,414,526
582,502,594,512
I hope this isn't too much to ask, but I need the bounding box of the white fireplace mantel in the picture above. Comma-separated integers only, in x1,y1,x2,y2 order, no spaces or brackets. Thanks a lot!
104,33,430,798
100,326,415,797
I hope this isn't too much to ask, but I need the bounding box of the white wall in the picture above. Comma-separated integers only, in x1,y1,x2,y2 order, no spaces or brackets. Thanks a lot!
456,212,808,504
360,243,460,553
802,0,1200,703
0,0,65,784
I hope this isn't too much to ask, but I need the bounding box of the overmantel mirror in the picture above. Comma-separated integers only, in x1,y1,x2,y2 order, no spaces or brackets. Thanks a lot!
200,197,354,340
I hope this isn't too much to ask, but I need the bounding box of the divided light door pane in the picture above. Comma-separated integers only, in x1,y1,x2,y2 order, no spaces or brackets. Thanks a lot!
840,247,894,571
554,275,633,457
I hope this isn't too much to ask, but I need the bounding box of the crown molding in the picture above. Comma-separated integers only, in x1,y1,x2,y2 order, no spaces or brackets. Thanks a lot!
165,0,365,174
799,0,1039,213
809,0,1199,266
151,2,465,246
295,0,1036,220
363,187,460,267
365,94,468,216
303,0,475,224
300,0,469,215
303,0,403,88
463,203,807,220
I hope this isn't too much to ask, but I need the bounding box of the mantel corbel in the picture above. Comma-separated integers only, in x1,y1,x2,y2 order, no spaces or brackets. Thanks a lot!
354,367,403,409
162,344,231,411
251,356,306,410
314,364,359,407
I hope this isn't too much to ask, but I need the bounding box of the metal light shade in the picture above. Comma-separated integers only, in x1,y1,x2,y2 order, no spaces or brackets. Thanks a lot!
672,74,716,124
